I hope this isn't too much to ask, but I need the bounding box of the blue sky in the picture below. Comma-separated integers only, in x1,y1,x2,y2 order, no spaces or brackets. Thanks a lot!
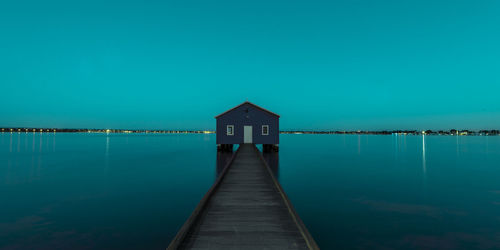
1,0,499,130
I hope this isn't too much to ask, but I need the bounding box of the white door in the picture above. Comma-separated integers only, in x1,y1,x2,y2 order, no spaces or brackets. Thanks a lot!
243,126,253,144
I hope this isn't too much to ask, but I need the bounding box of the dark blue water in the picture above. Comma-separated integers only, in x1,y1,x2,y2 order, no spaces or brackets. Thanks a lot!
1,133,500,249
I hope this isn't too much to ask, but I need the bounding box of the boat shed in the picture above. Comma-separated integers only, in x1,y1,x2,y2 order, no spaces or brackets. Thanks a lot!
215,101,279,152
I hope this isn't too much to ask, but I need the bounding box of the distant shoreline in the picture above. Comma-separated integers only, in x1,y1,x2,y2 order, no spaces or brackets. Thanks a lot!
1,128,499,136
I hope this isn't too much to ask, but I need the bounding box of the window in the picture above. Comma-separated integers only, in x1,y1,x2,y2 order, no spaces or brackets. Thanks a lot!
262,125,269,135
227,125,234,136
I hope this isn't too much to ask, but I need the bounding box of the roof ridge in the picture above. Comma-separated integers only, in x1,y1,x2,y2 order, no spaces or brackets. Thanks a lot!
215,101,280,118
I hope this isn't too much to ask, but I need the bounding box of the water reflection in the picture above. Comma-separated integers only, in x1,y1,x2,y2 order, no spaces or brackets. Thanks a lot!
422,134,428,194
39,132,43,153
105,136,110,174
106,136,110,157
25,133,28,151
32,133,35,152
2,133,500,250
0,133,219,250
357,135,361,155
393,133,398,160
215,148,280,180
422,134,426,175
17,133,21,153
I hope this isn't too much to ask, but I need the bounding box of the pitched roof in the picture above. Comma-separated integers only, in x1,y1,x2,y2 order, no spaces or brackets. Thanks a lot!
215,101,280,118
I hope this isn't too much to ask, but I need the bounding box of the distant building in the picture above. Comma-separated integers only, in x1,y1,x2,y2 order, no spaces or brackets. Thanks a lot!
215,101,279,152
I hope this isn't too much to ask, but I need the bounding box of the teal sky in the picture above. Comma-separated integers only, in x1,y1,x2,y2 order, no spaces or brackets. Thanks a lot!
1,0,499,130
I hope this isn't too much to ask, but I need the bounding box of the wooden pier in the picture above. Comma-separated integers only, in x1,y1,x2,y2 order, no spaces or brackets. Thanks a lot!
167,144,319,250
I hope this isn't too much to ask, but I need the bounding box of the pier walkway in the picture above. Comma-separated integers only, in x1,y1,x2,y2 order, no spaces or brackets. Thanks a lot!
167,144,319,250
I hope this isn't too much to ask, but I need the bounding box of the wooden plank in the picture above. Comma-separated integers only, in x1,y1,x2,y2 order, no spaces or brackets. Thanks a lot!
168,144,319,250
253,145,320,250
166,146,242,250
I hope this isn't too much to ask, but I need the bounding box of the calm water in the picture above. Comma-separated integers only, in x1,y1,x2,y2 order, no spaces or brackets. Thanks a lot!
1,133,500,249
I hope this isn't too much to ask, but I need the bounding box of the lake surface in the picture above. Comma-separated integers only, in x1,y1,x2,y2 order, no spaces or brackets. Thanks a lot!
1,133,500,249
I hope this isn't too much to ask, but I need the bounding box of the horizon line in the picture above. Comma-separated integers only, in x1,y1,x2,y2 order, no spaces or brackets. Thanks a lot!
1,127,499,134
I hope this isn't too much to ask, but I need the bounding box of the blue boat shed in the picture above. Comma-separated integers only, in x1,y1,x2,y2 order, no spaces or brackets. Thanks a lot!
215,101,279,152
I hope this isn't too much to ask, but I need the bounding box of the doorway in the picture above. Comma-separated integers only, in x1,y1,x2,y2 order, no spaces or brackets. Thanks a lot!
243,126,253,144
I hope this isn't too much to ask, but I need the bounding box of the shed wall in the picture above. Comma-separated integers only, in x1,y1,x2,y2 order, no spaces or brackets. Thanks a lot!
216,103,279,145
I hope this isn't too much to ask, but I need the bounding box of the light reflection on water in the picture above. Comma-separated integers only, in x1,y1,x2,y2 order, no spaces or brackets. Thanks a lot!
0,133,216,249
1,133,500,249
422,134,426,176
279,134,500,250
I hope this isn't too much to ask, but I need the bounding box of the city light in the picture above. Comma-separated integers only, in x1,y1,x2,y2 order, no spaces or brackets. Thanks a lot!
0,128,496,136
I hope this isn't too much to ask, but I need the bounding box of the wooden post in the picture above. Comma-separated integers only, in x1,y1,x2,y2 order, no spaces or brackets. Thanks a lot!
218,144,233,152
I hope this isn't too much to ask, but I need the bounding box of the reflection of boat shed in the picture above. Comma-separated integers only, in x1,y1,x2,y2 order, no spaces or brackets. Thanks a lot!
215,101,279,152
